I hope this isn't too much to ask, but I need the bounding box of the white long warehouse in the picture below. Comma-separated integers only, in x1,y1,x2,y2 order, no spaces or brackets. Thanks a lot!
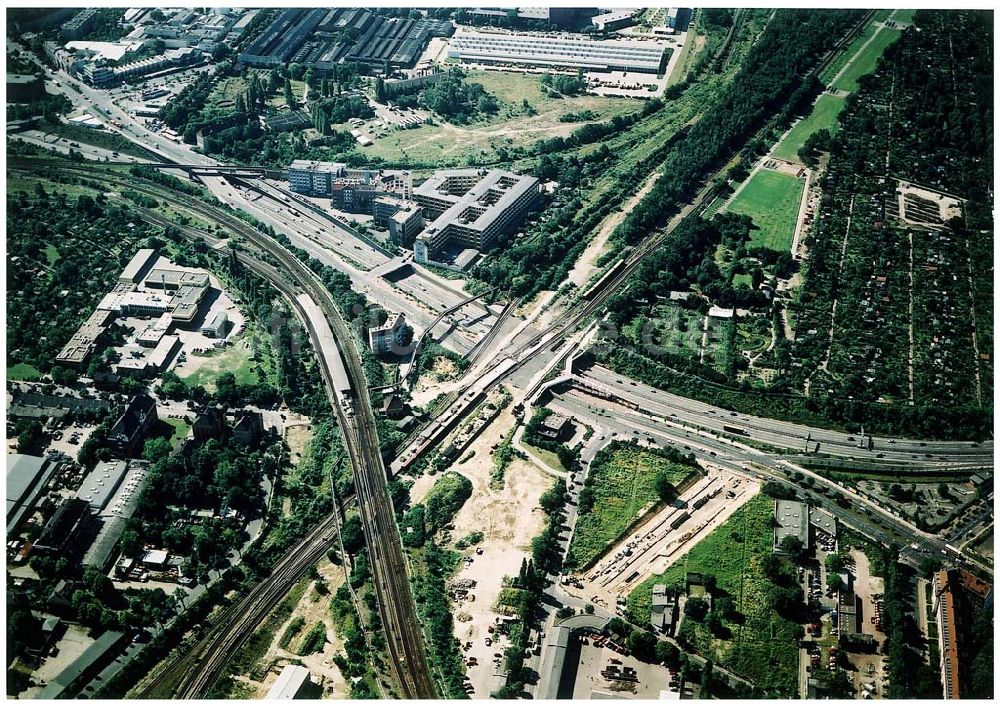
447,29,669,74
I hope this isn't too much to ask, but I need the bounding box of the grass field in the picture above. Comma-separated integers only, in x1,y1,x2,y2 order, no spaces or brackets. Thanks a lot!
165,417,191,448
726,169,804,253
7,362,43,381
353,70,638,166
771,93,845,163
44,244,61,266
831,26,902,93
567,442,697,570
628,494,802,697
181,341,259,391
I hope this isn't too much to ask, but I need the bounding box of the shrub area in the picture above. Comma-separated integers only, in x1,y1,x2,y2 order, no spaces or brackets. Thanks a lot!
565,441,699,571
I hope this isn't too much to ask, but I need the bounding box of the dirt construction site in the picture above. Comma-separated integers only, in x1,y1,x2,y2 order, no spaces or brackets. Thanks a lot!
564,466,760,611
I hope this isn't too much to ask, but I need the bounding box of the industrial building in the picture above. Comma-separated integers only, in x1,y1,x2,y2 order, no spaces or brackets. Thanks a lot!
239,8,452,72
773,499,809,553
368,311,409,356
75,460,130,512
37,631,128,699
55,309,116,369
265,665,317,700
412,168,540,265
447,30,669,74
201,310,229,338
119,249,159,284
6,454,62,535
590,10,637,32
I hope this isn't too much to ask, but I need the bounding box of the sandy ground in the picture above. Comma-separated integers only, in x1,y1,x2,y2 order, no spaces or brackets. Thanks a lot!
18,623,95,698
409,357,465,409
250,556,350,699
566,172,662,288
284,418,314,465
406,403,553,697
846,548,886,697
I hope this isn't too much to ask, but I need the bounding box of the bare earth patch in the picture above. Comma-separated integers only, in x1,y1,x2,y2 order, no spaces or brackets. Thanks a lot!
251,557,350,699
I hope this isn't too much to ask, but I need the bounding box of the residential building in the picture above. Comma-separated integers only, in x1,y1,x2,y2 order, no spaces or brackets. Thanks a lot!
368,311,409,356
650,584,679,635
193,405,228,443
932,568,993,699
447,30,669,74
373,196,424,247
107,394,158,459
287,160,412,206
232,410,265,446
413,168,540,263
61,9,98,40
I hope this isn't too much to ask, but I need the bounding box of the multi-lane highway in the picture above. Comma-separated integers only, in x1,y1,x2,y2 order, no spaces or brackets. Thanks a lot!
578,364,993,467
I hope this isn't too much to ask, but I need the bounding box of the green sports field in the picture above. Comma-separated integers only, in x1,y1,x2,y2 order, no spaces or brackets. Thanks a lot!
725,169,805,253
771,93,845,163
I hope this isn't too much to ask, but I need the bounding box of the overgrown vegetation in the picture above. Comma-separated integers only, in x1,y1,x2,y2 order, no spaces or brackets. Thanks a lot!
565,441,700,570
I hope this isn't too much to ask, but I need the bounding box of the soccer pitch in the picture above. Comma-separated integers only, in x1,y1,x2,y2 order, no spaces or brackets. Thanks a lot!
725,169,805,253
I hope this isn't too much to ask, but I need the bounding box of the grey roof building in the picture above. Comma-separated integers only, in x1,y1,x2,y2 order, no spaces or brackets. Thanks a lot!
6,453,61,535
773,499,809,553
37,630,128,698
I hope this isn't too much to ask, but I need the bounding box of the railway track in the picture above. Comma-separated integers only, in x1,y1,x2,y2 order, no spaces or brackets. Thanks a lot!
12,159,437,698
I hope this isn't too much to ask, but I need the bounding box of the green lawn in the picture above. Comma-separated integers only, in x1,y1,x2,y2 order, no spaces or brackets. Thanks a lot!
628,494,802,697
44,244,61,266
831,27,903,93
7,362,43,381
771,93,846,163
165,417,191,447
566,442,698,571
726,169,804,252
181,341,259,391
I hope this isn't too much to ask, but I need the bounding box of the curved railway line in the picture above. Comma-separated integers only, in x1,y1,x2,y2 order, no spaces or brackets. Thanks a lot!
10,160,436,699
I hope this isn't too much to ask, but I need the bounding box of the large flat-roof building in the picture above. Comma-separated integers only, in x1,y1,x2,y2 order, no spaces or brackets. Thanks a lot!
413,168,540,263
773,499,809,553
55,309,116,369
447,29,669,74
7,454,61,535
75,460,130,512
265,665,316,700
